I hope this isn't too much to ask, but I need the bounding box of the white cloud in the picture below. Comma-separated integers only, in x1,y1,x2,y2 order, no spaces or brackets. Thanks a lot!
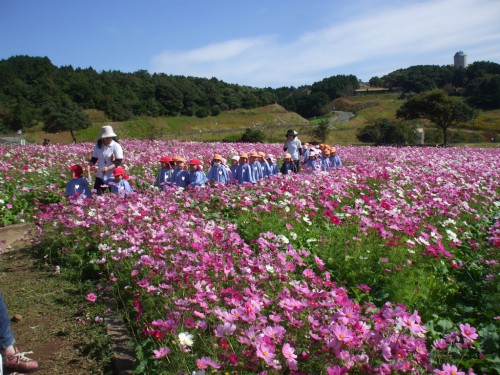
150,0,500,87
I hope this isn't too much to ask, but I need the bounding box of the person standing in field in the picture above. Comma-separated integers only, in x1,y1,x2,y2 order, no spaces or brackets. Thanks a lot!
249,152,263,181
280,153,297,175
236,153,255,184
154,156,173,191
188,158,208,187
207,154,230,185
283,129,302,173
88,125,124,195
229,155,240,182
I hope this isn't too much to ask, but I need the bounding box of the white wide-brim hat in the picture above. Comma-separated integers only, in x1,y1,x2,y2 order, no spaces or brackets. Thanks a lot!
101,125,117,138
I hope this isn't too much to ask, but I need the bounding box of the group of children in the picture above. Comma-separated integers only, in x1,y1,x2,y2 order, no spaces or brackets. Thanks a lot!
65,163,132,199
65,146,342,198
153,145,342,191
154,152,280,189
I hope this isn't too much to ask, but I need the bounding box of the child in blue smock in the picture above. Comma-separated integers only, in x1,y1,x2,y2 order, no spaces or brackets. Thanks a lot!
236,153,255,184
65,164,92,198
320,149,332,172
229,155,240,182
258,152,272,178
154,156,173,190
207,154,230,184
188,158,208,187
172,157,190,189
306,150,322,172
280,153,297,174
329,147,342,167
266,154,279,176
110,167,133,196
249,152,263,181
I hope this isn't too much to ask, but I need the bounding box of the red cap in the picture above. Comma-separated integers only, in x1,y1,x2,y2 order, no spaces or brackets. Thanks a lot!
113,167,129,179
160,156,171,163
69,165,83,178
188,158,201,166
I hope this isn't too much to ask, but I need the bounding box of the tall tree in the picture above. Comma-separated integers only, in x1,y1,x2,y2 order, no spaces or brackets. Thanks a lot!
42,97,90,143
396,89,477,145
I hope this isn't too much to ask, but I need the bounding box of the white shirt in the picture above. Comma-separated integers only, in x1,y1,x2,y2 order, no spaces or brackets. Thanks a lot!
92,140,124,180
285,138,302,161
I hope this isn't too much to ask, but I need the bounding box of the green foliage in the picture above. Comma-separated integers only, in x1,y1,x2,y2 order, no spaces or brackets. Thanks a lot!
357,118,417,145
310,119,331,143
311,74,360,99
466,75,500,110
195,107,210,118
381,65,455,93
42,96,91,143
240,127,266,143
397,89,478,145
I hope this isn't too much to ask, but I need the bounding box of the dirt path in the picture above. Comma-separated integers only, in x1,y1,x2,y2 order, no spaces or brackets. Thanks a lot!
0,225,118,374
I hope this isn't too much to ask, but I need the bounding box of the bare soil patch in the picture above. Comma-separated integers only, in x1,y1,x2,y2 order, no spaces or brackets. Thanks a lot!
1,226,113,374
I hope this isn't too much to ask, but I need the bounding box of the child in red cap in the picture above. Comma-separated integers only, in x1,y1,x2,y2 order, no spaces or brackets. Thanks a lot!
154,156,173,191
188,158,208,187
110,167,132,196
65,164,92,198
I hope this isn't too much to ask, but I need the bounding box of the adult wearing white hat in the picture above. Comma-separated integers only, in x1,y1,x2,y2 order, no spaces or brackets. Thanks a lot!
88,125,124,194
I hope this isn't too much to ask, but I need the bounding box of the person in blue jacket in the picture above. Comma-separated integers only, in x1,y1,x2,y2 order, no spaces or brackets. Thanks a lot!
109,167,133,196
65,164,92,198
172,157,190,189
249,152,263,181
258,151,272,178
266,154,279,176
229,155,240,182
320,148,332,172
188,158,208,187
236,152,255,184
207,154,230,185
329,147,343,167
280,153,297,174
154,156,173,190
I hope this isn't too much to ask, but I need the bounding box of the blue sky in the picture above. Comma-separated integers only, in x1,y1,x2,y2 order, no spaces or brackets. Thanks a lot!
1,0,499,88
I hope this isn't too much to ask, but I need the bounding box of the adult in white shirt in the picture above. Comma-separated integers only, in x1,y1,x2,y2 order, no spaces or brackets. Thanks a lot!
88,125,124,194
283,129,302,173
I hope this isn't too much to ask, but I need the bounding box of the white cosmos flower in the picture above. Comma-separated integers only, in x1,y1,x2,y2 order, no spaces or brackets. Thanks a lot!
178,332,194,346
277,234,289,244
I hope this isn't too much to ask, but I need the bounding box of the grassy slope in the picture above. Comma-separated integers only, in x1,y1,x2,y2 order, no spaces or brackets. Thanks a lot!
20,94,498,146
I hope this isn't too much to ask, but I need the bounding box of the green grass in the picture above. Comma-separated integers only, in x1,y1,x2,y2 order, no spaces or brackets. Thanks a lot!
21,94,498,145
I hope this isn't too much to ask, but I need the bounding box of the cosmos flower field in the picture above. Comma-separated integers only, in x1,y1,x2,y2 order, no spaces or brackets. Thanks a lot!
1,140,499,374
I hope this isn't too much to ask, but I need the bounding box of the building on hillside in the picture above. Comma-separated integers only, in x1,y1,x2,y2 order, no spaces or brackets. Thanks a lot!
454,51,467,69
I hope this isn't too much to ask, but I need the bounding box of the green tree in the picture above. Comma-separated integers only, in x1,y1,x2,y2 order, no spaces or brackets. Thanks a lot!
42,97,90,143
310,119,330,143
357,118,416,145
396,89,477,146
240,128,266,143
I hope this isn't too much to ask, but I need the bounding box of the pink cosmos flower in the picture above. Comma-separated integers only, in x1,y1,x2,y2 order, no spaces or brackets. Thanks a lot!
432,339,447,350
282,343,298,370
196,356,219,369
459,323,478,340
153,347,170,359
433,363,465,375
256,342,276,364
86,293,97,302
332,324,354,343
